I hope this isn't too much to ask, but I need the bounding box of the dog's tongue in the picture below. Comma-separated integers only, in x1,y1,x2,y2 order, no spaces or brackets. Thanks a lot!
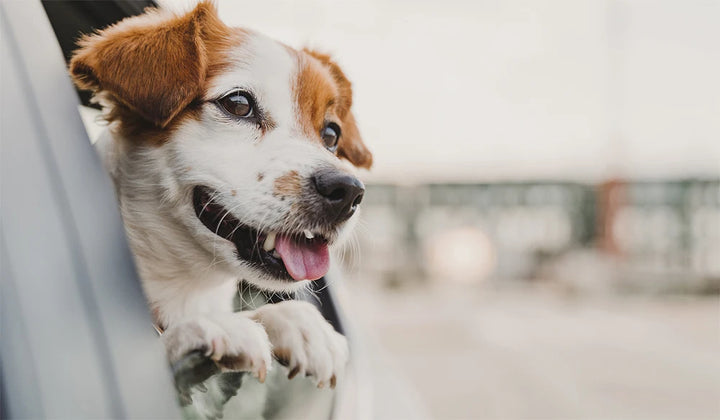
275,235,329,281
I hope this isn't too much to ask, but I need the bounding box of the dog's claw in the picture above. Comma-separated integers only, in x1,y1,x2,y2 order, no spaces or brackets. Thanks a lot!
257,363,267,383
210,337,225,361
178,390,193,406
330,375,337,389
288,366,300,380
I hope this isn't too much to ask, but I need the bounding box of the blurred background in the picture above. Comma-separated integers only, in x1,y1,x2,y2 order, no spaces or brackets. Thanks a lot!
142,0,720,418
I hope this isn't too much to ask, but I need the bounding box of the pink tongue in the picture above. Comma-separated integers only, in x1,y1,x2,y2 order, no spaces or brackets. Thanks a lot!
275,235,330,281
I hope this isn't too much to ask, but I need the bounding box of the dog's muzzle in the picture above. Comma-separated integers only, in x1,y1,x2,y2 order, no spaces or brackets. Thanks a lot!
190,169,363,283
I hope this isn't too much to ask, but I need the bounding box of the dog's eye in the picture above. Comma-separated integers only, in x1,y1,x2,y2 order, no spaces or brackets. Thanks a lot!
321,123,341,152
217,91,254,118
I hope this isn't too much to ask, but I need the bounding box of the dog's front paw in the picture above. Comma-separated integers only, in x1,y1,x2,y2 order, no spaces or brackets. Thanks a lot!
162,313,273,383
252,300,349,388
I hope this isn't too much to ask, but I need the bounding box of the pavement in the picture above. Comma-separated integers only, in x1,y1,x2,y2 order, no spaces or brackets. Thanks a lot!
342,282,720,420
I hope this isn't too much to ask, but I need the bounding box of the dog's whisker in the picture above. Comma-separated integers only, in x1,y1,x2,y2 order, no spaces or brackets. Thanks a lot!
198,191,224,219
305,282,322,305
349,230,361,272
202,191,234,262
238,282,252,311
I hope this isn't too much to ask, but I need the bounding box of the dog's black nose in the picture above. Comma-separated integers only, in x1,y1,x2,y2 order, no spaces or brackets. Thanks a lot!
312,169,365,223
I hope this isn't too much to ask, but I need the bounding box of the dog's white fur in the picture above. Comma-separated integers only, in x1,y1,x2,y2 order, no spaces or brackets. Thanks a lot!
82,4,361,395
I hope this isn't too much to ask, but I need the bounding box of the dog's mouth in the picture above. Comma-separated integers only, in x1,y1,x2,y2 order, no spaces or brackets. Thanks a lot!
192,186,330,282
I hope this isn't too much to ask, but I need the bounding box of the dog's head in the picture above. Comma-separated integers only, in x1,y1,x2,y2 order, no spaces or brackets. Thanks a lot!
70,2,372,291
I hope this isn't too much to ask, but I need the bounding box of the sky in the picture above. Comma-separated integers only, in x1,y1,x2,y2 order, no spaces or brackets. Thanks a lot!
160,0,720,183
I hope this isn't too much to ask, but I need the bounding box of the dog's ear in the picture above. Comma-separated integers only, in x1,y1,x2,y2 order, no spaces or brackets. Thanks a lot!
69,2,222,128
304,50,373,169
337,111,373,169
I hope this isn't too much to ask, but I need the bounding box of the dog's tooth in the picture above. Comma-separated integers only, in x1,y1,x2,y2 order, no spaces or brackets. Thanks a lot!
303,229,314,239
271,250,280,258
263,232,277,251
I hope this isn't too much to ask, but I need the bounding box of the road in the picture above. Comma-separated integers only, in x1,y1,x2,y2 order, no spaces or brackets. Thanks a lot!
343,283,720,419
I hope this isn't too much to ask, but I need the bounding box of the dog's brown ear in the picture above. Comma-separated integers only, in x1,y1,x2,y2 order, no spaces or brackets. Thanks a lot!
337,111,373,169
304,49,373,169
69,2,223,128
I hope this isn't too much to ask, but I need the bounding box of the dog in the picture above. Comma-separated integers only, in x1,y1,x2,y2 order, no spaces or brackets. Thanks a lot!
69,1,372,415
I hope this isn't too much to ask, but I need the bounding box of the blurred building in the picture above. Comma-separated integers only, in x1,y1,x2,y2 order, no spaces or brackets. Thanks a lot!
348,179,719,294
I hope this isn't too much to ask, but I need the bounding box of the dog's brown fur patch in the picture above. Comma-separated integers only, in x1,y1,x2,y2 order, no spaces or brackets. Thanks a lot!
297,50,373,169
294,55,339,141
273,170,302,197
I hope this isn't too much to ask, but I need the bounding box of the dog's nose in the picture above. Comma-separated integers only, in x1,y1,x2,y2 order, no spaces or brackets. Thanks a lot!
312,169,365,223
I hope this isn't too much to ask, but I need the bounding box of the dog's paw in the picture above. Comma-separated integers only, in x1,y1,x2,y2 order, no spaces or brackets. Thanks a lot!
162,313,273,383
252,300,349,388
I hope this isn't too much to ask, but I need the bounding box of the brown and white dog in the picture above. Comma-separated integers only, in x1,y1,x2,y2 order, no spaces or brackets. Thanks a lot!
69,0,371,405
